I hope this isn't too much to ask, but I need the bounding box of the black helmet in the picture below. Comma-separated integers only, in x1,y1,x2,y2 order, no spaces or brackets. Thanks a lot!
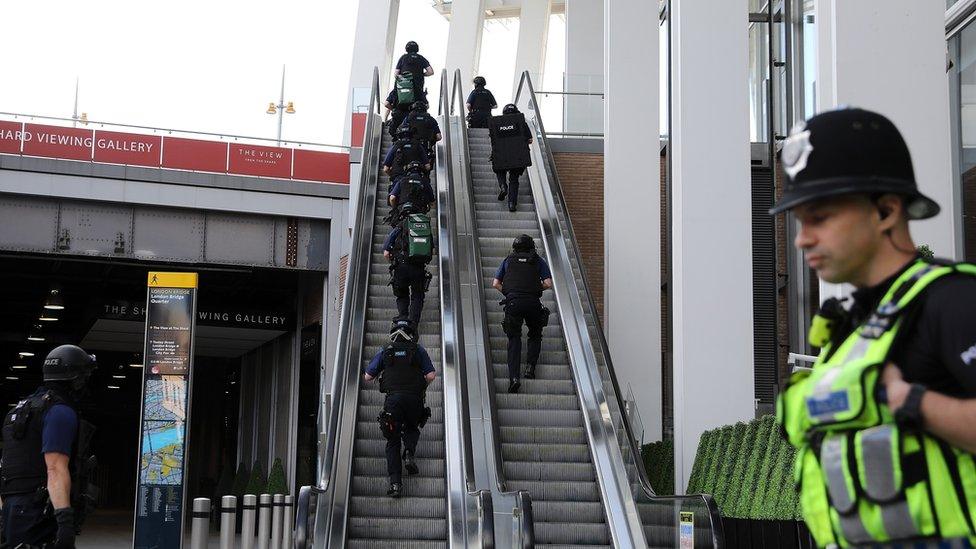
513,234,535,253
473,76,486,87
406,41,419,53
769,107,939,220
43,345,96,388
390,317,417,342
405,160,424,173
502,104,519,115
411,101,428,112
395,125,415,138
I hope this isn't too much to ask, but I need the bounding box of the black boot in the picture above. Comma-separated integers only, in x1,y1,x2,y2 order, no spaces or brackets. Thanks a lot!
508,379,521,393
387,481,402,498
498,184,508,201
403,451,419,475
508,202,517,212
523,365,536,379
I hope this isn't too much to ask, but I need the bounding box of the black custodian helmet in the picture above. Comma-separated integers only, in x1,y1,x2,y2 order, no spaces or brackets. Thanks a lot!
513,234,535,253
406,41,419,53
43,345,96,387
502,104,519,115
769,107,939,220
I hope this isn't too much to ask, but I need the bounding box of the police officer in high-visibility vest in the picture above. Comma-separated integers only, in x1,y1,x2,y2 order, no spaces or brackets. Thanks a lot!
363,321,436,498
772,108,976,548
1,345,98,549
492,234,552,393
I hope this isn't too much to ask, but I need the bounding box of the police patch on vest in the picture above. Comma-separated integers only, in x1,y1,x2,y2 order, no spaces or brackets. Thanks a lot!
806,390,850,418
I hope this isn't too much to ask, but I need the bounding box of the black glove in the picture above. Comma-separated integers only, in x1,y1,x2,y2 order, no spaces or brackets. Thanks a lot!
53,507,75,549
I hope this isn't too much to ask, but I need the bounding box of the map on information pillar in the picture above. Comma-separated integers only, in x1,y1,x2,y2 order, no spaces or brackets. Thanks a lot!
139,376,186,485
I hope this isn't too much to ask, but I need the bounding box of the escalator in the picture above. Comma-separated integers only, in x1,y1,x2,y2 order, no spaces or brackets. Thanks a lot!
343,127,448,547
296,68,490,548
466,127,613,547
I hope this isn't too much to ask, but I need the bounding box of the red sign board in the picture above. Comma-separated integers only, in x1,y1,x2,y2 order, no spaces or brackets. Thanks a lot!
162,137,228,173
23,123,93,161
351,113,367,148
0,121,22,154
94,131,161,167
293,150,349,184
228,144,292,179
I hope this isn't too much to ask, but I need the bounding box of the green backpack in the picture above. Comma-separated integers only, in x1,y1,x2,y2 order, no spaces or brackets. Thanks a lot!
400,213,432,264
395,73,416,104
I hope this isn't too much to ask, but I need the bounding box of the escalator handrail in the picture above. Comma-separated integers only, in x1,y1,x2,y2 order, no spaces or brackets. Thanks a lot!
449,68,535,548
436,69,496,548
307,66,384,546
514,70,725,547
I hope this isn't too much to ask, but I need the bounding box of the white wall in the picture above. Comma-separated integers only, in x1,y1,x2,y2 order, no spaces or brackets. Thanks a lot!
564,0,604,134
670,0,755,493
816,0,958,259
604,0,661,444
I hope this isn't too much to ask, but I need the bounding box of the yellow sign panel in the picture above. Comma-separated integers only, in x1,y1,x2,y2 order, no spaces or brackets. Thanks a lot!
147,272,198,289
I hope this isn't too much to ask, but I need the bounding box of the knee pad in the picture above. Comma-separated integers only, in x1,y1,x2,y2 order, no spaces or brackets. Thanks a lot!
378,411,398,440
502,315,521,338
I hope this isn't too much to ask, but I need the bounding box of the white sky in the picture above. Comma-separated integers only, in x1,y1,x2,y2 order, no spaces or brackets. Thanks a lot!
1,0,565,148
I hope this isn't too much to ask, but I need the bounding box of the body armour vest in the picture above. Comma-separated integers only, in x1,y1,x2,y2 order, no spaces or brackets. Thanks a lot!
1,388,83,496
379,341,426,395
470,89,494,112
777,260,976,547
502,252,541,297
391,140,426,178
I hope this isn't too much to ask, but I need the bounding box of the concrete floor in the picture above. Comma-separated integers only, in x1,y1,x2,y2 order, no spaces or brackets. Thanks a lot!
77,509,243,548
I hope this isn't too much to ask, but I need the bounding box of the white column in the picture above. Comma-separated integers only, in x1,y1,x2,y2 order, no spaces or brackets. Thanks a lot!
671,0,754,492
565,0,603,134
344,0,399,227
604,0,661,443
816,0,957,258
513,0,551,94
445,0,486,83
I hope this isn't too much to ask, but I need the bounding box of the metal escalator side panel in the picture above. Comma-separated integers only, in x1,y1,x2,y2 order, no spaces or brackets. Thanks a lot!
520,121,649,548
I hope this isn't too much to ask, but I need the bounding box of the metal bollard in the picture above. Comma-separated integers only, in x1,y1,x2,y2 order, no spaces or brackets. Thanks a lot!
257,493,272,549
270,494,284,549
282,495,294,549
241,494,257,549
219,495,237,549
190,498,210,549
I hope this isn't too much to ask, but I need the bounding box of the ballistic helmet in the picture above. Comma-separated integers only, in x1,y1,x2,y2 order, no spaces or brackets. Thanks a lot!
513,234,535,253
43,345,96,389
473,76,487,87
502,104,519,115
406,41,419,53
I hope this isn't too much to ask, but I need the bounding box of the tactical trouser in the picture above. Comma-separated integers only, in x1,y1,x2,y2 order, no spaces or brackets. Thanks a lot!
502,296,550,382
494,168,526,208
380,392,425,484
467,111,490,129
0,492,57,547
391,262,430,325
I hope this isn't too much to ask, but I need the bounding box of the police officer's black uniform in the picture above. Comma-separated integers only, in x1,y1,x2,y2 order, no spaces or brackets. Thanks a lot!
399,102,439,170
384,223,431,325
489,105,534,212
466,76,497,129
395,41,430,101
385,89,413,139
1,345,97,549
498,236,551,393
370,324,433,497
385,127,429,189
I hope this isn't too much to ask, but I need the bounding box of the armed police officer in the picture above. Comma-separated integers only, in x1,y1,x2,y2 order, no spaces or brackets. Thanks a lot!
492,235,552,393
388,161,434,213
466,76,497,129
384,86,414,140
774,108,976,548
384,209,434,327
399,101,441,170
393,41,434,103
1,345,98,549
364,322,436,498
488,104,533,212
383,125,430,191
